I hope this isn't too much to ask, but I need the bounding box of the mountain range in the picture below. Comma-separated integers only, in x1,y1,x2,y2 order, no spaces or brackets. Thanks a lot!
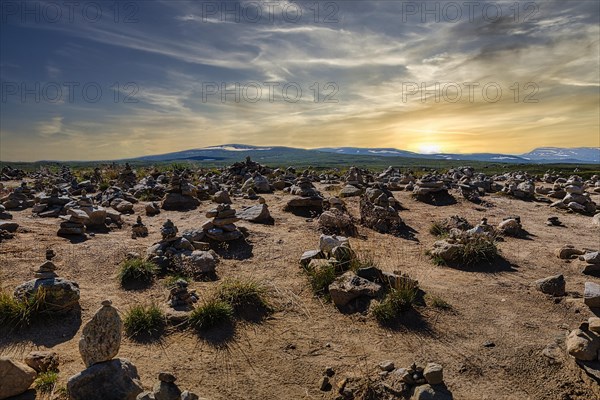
133,144,599,164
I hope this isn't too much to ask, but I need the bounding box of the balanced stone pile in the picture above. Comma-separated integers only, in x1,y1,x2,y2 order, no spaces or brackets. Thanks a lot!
57,209,87,236
359,189,405,235
501,172,535,200
318,207,356,236
1,182,36,210
14,249,80,312
339,167,365,198
97,186,137,213
146,220,219,278
132,175,166,201
413,175,455,205
0,204,12,219
137,372,202,400
161,172,200,211
551,175,597,214
0,221,17,242
241,172,272,194
202,204,244,241
167,279,198,310
131,216,149,238
1,165,26,180
118,163,138,189
580,251,600,275
284,175,323,212
68,300,144,400
32,186,71,217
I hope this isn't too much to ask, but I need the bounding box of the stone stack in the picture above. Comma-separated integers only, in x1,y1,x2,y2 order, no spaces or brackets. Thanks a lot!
137,372,202,400
551,176,597,214
1,182,36,210
167,279,198,310
502,175,535,200
202,204,243,241
14,250,80,312
580,252,600,275
118,163,138,189
359,193,405,235
68,300,144,400
57,209,87,236
497,216,525,237
241,172,272,194
0,204,12,219
32,186,71,217
284,176,323,212
131,216,149,238
161,172,200,211
413,175,455,205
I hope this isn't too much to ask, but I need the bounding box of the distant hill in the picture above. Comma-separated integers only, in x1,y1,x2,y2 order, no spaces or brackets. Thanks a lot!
131,144,599,165
520,147,600,163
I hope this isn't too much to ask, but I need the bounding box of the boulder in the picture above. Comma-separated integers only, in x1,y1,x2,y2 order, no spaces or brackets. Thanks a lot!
67,358,143,400
0,357,36,399
0,221,18,232
535,274,565,296
584,282,600,308
184,250,218,276
328,272,383,307
339,185,363,198
566,329,600,361
14,277,80,312
411,384,453,400
423,363,444,385
580,251,600,265
238,204,272,224
161,193,199,211
79,300,122,367
212,190,231,204
430,240,463,262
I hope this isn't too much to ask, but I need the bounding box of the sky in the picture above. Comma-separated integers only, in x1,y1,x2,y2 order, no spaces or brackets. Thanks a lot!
0,0,599,161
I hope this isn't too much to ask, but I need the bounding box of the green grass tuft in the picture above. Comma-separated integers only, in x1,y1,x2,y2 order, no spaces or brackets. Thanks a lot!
34,371,59,394
188,298,233,331
123,304,165,339
118,258,158,287
0,289,49,329
459,235,498,266
305,262,336,296
427,294,452,310
216,279,271,312
372,284,418,325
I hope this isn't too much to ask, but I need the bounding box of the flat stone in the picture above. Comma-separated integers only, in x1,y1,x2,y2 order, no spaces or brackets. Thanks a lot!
67,358,143,400
535,274,566,297
566,328,600,361
580,252,600,265
378,360,395,372
328,271,383,307
24,350,59,373
588,317,600,333
238,204,272,224
584,282,600,308
0,221,18,232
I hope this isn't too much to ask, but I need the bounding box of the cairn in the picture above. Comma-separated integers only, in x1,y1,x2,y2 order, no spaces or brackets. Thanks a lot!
284,175,323,212
131,216,149,238
161,172,200,211
551,176,597,214
167,279,198,310
118,163,137,189
413,174,455,205
359,190,405,235
202,204,243,241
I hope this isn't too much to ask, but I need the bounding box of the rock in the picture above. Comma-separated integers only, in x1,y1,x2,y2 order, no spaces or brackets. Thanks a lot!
319,376,331,391
67,358,144,400
300,250,323,267
430,240,463,262
153,380,181,400
113,199,134,213
145,202,161,216
318,209,355,234
584,282,600,308
0,221,18,232
423,363,444,385
212,190,231,204
161,193,200,211
328,271,383,307
158,372,177,383
180,391,200,400
589,317,600,333
238,204,273,224
411,383,453,400
580,251,600,265
24,350,59,372
535,274,566,296
566,328,600,361
285,196,323,210
379,360,395,372
0,357,36,399
497,218,522,236
319,234,349,254
184,250,218,277
339,185,363,198
592,213,600,227
14,277,80,312
556,245,585,259
79,300,123,367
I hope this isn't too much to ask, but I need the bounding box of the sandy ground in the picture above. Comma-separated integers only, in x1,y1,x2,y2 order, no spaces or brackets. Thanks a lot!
1,183,600,399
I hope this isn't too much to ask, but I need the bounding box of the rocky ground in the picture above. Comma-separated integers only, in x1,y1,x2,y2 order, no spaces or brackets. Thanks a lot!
1,181,600,399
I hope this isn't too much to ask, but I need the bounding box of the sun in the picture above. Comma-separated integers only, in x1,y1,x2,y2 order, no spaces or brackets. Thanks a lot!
418,143,442,154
